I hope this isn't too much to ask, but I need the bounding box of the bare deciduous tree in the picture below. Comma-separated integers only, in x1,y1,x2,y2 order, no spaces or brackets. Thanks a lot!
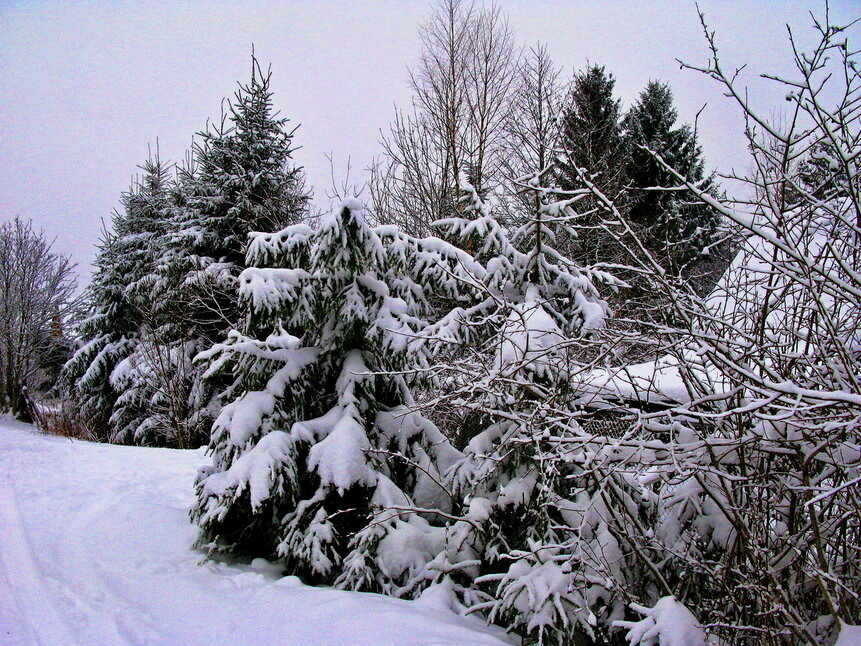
370,0,518,235
0,217,77,422
500,42,564,223
565,8,861,643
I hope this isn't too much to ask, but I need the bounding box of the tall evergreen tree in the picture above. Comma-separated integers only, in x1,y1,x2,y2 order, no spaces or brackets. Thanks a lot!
142,56,311,446
559,66,628,195
64,56,309,447
556,64,630,266
107,156,177,443
159,56,309,346
623,80,720,273
192,199,479,592
60,155,171,440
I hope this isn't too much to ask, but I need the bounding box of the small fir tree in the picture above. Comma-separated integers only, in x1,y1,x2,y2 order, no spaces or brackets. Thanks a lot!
192,199,481,593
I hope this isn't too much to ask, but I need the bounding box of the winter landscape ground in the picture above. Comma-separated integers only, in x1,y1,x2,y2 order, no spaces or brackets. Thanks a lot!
0,418,509,646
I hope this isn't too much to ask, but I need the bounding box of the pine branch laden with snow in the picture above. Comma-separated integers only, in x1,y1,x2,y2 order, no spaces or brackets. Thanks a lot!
429,172,613,351
193,199,477,592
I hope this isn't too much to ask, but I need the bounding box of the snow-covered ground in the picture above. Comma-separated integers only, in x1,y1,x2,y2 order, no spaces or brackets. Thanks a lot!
0,418,509,646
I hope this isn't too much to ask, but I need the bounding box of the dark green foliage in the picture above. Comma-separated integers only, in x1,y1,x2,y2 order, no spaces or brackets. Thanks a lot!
558,65,629,198
556,64,630,266
623,81,720,273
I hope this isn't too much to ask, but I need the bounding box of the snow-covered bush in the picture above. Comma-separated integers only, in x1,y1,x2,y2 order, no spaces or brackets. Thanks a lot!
192,199,481,591
418,174,645,645
589,9,861,644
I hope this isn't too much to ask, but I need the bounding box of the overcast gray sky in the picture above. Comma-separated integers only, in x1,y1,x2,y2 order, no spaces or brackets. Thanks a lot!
1,0,857,280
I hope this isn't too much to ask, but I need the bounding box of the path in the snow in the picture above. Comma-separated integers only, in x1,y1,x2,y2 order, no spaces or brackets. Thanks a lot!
0,420,509,646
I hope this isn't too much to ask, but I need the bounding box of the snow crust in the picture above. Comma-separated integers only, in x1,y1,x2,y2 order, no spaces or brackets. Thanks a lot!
0,421,509,646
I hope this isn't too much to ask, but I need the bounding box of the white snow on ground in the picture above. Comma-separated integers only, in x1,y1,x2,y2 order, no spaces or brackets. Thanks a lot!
837,622,861,646
576,355,692,405
0,418,510,646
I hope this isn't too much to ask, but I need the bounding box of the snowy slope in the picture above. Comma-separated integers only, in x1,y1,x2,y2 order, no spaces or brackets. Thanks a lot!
0,419,510,646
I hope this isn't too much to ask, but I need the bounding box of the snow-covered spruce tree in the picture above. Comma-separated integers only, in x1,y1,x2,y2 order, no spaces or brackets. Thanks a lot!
106,156,191,445
160,56,308,344
623,81,720,275
59,155,171,440
58,232,127,438
149,56,309,446
423,175,645,645
192,199,483,593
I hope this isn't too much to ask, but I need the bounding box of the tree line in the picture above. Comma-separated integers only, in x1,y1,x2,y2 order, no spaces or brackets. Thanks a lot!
47,0,722,448
371,0,720,284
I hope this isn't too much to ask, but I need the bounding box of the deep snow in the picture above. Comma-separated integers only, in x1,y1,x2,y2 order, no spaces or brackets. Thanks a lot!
0,418,509,646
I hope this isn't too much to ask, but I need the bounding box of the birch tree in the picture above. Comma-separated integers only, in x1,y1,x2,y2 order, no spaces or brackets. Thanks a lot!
371,0,518,235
